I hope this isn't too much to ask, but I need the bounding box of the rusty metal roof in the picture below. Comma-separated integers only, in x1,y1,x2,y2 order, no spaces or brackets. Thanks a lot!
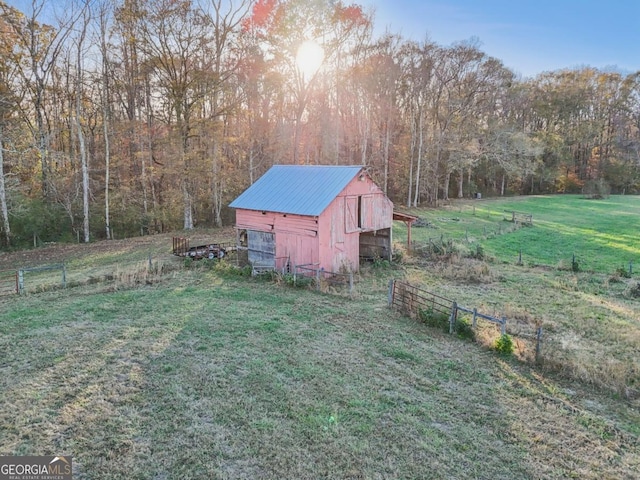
229,165,363,216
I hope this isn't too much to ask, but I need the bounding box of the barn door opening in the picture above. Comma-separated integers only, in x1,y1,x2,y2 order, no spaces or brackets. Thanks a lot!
359,228,392,262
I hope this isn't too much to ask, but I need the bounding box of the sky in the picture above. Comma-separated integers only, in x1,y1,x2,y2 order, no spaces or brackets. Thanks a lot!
3,0,638,78
362,0,640,78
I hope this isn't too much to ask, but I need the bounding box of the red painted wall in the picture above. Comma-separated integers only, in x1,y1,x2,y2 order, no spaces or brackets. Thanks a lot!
318,173,393,272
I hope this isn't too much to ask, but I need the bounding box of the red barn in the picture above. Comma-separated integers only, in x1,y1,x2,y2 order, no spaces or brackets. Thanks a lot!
229,165,394,273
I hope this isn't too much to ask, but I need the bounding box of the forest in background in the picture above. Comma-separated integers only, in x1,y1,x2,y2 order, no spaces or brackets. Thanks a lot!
0,0,638,248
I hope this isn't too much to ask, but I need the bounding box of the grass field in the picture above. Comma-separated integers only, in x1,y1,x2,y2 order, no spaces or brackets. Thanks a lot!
1,195,639,479
394,195,640,397
395,195,640,273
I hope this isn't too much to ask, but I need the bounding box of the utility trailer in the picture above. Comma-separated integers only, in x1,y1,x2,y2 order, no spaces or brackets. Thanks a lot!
172,237,235,260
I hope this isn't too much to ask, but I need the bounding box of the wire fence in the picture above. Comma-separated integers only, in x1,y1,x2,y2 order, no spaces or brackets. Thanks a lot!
294,263,355,295
388,279,543,362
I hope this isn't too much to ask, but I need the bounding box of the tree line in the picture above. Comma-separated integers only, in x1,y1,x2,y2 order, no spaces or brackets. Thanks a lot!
0,0,638,248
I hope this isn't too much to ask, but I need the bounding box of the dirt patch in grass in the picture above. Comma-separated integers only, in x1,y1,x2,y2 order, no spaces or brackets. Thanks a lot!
0,228,236,271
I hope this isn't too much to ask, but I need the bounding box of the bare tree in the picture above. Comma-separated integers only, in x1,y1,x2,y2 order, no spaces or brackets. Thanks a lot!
1,0,80,198
97,1,112,239
0,4,19,246
0,124,10,246
204,0,253,227
74,5,91,242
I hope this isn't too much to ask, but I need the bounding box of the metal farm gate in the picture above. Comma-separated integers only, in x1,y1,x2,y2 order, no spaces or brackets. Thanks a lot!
0,269,17,296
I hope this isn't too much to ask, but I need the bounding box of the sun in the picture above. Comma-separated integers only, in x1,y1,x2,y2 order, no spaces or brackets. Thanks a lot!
296,40,324,80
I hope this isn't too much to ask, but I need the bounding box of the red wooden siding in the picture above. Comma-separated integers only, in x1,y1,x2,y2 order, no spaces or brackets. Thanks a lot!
318,174,394,272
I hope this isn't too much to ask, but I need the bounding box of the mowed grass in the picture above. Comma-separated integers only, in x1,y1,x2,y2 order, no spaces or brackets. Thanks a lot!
1,262,639,479
0,199,639,479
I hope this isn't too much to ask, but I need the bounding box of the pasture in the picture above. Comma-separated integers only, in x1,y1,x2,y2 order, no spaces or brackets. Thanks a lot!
393,195,640,398
398,194,640,273
0,195,638,479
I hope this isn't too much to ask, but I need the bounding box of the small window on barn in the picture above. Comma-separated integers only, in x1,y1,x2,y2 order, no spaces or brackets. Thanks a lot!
357,196,362,229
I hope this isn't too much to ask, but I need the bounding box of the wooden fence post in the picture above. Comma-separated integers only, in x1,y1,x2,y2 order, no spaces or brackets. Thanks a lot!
17,270,24,295
501,316,507,335
62,264,67,289
349,272,354,295
449,301,457,334
535,326,543,363
388,279,395,307
472,308,477,328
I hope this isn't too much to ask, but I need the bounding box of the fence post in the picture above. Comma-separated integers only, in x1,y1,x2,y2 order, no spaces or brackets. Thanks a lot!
500,316,507,335
449,301,457,334
18,269,24,295
518,249,522,265
630,261,633,275
349,271,354,295
535,326,543,363
62,264,67,289
388,279,395,307
148,253,153,271
472,308,477,328
293,264,297,285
